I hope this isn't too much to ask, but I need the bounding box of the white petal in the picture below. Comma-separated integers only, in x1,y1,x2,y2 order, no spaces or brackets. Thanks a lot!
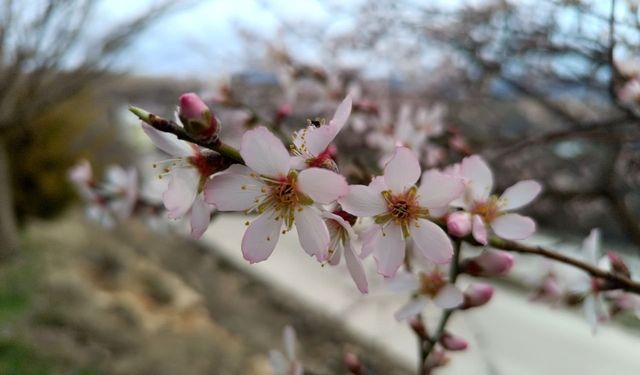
294,206,330,261
472,215,488,245
142,123,192,157
204,164,262,211
283,325,297,361
582,228,601,264
298,168,348,204
461,155,493,201
268,350,288,374
373,223,406,277
394,297,429,321
583,294,599,334
384,147,421,193
386,271,420,293
338,185,387,217
163,168,199,219
499,180,542,210
190,194,211,239
418,170,465,208
491,214,536,240
344,240,368,293
360,225,381,259
241,211,282,263
240,126,291,177
434,284,464,309
298,124,335,156
330,94,353,132
411,219,453,264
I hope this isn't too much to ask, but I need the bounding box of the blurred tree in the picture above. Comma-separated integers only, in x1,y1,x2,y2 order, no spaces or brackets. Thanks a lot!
0,0,182,260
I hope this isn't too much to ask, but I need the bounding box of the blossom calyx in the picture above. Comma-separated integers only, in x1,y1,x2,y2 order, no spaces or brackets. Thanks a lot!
178,93,219,141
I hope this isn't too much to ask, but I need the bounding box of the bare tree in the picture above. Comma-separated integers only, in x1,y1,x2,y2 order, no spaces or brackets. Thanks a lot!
0,0,182,260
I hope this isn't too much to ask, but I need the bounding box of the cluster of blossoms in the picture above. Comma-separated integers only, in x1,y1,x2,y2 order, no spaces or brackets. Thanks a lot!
69,79,640,373
530,229,640,333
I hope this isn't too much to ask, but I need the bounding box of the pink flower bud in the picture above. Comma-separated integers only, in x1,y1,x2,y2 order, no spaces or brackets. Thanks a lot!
440,333,468,351
447,212,471,237
607,251,631,278
343,352,364,375
461,250,514,277
462,283,494,309
178,92,218,139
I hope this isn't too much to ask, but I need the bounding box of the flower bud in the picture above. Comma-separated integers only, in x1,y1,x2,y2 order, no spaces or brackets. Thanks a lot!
462,283,494,309
461,250,514,277
408,317,428,340
178,92,219,140
274,103,292,124
447,212,471,237
607,251,631,278
440,333,468,351
344,352,364,375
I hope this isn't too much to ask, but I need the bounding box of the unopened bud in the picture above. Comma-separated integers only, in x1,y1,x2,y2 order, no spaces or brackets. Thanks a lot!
447,212,472,237
344,352,364,375
408,317,428,339
461,250,514,277
424,350,449,371
440,333,468,351
179,92,219,140
462,283,494,309
607,251,631,278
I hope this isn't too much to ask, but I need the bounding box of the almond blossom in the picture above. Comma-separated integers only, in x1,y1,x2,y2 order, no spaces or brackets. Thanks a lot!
204,126,348,263
388,266,464,321
568,229,609,334
290,94,352,170
142,123,222,239
450,155,542,245
324,210,368,294
340,147,464,277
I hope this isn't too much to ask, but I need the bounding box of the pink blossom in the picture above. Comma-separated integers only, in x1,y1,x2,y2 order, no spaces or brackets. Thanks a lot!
141,123,221,239
388,268,464,321
461,283,494,309
340,147,464,277
68,159,95,201
204,126,348,263
103,165,138,220
290,94,352,170
460,250,514,277
450,155,542,244
324,210,368,294
269,325,303,375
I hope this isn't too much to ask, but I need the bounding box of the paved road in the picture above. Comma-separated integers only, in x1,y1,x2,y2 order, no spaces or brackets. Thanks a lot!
203,216,640,375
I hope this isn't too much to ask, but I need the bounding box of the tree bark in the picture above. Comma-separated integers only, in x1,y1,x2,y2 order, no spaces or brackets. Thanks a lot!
0,136,18,261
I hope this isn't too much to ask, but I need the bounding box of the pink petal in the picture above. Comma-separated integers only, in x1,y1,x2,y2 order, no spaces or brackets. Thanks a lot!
411,219,453,264
190,194,211,239
240,126,291,177
241,211,282,263
338,185,387,217
582,228,601,264
383,147,421,193
500,180,542,210
204,164,262,211
328,244,342,265
359,225,381,259
461,155,493,201
294,206,330,261
472,215,488,245
163,168,199,219
344,240,369,293
369,175,388,192
434,284,464,309
298,168,348,204
296,125,335,156
373,223,406,277
418,170,465,209
142,123,192,157
394,297,429,321
491,214,536,240
330,94,353,133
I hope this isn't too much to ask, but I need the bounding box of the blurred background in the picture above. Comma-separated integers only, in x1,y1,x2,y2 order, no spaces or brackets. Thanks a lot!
1,0,640,374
